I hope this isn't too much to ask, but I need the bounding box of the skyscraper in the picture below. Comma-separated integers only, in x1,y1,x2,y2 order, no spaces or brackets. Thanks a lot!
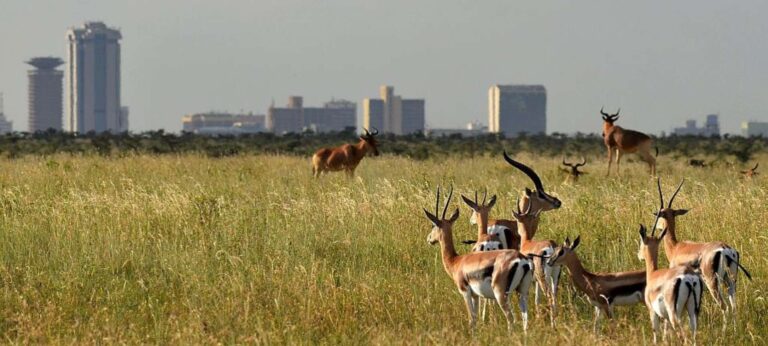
363,85,424,135
26,57,64,132
65,22,126,133
488,85,546,136
0,93,12,134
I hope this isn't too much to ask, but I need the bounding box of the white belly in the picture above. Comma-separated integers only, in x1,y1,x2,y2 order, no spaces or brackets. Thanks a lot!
613,292,643,306
469,277,495,299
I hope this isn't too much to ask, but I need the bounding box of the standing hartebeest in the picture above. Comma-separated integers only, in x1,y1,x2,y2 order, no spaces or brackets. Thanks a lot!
601,108,657,176
311,128,380,178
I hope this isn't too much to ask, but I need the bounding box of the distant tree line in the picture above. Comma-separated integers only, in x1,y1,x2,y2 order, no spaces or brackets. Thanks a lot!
0,129,764,163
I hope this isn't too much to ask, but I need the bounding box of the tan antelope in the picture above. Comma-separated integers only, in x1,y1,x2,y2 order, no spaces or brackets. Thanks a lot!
561,156,587,183
460,190,502,252
547,236,646,332
311,128,379,178
424,186,535,332
740,162,759,179
601,108,657,176
464,153,563,251
638,222,702,344
512,197,561,326
653,179,752,326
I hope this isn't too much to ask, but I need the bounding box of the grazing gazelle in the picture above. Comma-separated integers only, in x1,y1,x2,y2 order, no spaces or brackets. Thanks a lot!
561,157,587,183
464,153,563,251
424,186,534,332
654,179,752,326
638,222,702,344
601,108,657,176
740,162,759,179
547,236,646,332
512,197,561,326
311,128,380,178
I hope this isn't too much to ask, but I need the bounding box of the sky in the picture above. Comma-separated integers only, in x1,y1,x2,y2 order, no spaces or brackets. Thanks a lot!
1,0,767,134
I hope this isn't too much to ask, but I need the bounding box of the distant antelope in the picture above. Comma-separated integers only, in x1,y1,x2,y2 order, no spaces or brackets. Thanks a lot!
464,153,563,251
512,197,561,326
424,186,535,332
740,162,759,179
311,128,380,178
561,157,587,183
547,236,646,333
654,179,752,327
688,159,707,168
601,108,657,176
637,222,702,344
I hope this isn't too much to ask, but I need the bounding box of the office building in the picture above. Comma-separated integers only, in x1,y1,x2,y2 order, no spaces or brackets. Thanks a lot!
27,57,64,132
672,114,720,136
182,112,266,135
427,121,487,137
65,22,126,133
266,97,356,134
0,93,12,134
742,121,768,137
488,85,546,136
363,85,425,135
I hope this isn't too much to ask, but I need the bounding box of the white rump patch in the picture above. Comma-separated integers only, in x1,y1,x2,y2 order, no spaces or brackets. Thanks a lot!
487,225,510,249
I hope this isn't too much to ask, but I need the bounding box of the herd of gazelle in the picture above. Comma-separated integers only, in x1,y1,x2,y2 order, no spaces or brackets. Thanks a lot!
423,154,751,343
309,110,754,342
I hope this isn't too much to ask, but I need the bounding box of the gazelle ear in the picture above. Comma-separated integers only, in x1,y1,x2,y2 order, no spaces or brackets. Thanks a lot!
572,236,581,250
460,195,477,210
423,209,440,225
487,195,497,208
675,209,689,216
564,237,571,247
449,208,460,222
524,188,533,196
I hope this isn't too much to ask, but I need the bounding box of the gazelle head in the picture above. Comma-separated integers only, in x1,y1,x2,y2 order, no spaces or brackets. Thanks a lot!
600,107,620,125
637,215,666,262
461,190,497,225
652,178,689,232
547,235,581,266
503,152,562,211
511,197,542,227
360,127,380,156
562,157,587,180
740,162,759,179
424,186,460,245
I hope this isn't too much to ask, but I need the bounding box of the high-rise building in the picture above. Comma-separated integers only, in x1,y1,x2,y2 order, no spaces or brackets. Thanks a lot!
0,93,12,134
65,22,126,133
266,96,356,134
26,57,64,132
488,85,546,136
363,85,425,135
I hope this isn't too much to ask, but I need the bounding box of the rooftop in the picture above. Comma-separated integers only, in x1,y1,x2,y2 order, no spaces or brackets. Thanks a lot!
26,57,64,70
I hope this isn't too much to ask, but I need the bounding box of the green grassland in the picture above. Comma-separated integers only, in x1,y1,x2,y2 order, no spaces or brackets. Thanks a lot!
0,153,766,344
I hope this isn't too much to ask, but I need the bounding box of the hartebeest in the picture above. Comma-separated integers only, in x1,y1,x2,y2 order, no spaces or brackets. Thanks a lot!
740,162,759,179
638,222,702,344
311,128,380,178
547,236,646,332
512,197,561,326
653,179,752,327
561,157,587,183
601,108,657,176
424,186,534,332
464,153,562,251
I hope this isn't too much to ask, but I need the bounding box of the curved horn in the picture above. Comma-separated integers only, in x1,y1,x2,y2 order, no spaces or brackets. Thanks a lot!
600,107,609,117
503,151,545,192
523,196,533,215
612,108,621,118
650,212,662,237
577,156,587,167
656,178,664,211
435,186,441,217
753,163,759,171
668,179,684,208
442,186,453,219
370,127,379,136
482,189,487,205
562,157,571,167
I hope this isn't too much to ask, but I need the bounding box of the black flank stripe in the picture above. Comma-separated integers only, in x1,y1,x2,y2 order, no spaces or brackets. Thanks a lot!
506,262,520,293
713,251,722,275
672,278,682,311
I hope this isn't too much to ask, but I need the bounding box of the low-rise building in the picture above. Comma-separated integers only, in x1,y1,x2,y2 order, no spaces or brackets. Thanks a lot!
182,112,265,135
672,114,720,136
267,97,356,134
741,121,768,137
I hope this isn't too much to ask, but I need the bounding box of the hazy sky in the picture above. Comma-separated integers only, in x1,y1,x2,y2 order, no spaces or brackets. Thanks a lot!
1,1,767,134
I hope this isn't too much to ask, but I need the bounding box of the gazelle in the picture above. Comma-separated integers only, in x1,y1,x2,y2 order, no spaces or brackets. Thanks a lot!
561,157,587,183
424,186,534,332
601,108,657,176
460,190,502,252
311,128,380,178
740,162,759,179
547,236,646,332
638,222,702,344
463,153,563,251
512,197,561,326
654,178,752,326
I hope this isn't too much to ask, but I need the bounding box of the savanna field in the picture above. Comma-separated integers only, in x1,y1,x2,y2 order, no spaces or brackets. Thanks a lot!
0,153,766,345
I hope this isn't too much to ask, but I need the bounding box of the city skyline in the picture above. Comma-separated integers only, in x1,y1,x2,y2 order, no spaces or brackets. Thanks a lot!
1,1,767,134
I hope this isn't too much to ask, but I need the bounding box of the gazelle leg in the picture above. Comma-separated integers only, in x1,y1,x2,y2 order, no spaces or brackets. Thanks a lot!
687,299,698,344
593,306,602,333
519,293,529,333
703,272,728,328
462,289,478,329
495,287,513,332
650,312,661,344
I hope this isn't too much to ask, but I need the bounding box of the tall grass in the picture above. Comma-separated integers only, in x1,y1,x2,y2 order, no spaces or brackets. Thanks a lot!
0,153,765,344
